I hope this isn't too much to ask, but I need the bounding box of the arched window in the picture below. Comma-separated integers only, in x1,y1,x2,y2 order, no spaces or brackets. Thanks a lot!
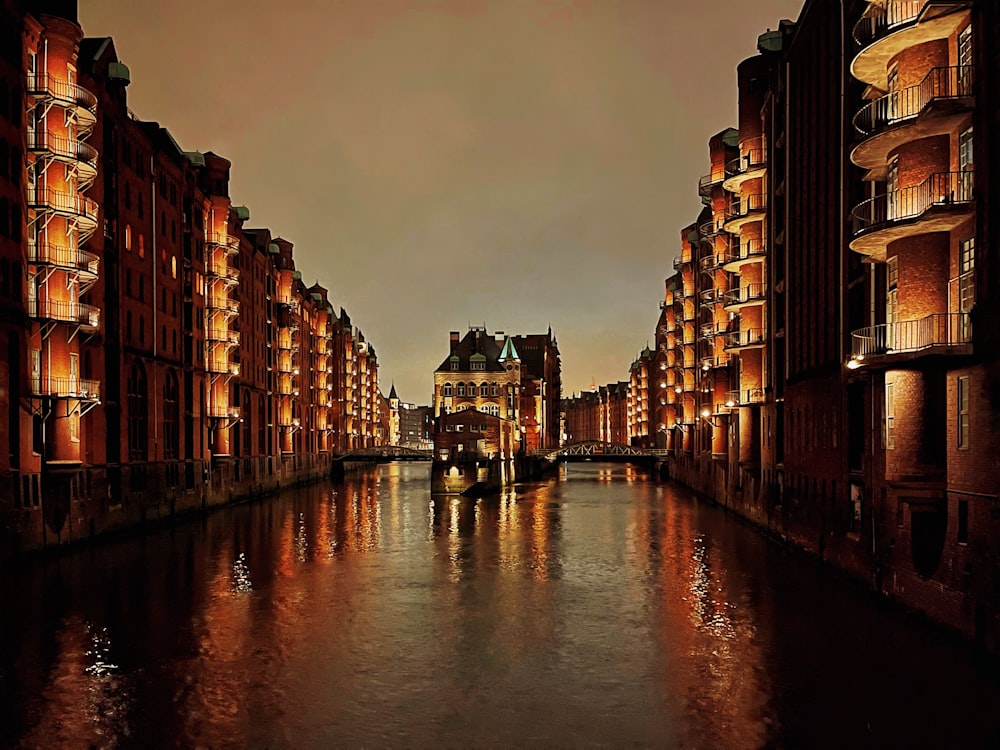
457,382,465,397
163,369,179,460
480,382,489,397
485,403,499,417
127,360,148,460
442,382,452,397
491,382,499,396
242,390,252,456
258,395,266,454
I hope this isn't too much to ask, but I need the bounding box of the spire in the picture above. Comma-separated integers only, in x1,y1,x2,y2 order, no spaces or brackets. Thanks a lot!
498,336,520,362
389,382,398,400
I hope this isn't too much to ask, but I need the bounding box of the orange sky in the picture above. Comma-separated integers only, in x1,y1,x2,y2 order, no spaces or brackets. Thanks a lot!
79,0,805,403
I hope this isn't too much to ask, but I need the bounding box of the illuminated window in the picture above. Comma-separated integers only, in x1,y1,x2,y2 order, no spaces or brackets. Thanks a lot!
124,224,132,251
884,380,894,449
958,376,970,449
457,383,465,397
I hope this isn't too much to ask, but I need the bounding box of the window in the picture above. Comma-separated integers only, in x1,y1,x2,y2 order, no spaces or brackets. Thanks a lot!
958,24,973,92
958,376,970,449
480,382,488,396
886,256,898,350
491,382,499,396
163,370,179,460
957,499,969,544
138,234,144,258
884,380,895,449
450,359,459,371
457,383,465,397
959,237,975,340
442,383,452,397
959,127,974,201
124,223,132,251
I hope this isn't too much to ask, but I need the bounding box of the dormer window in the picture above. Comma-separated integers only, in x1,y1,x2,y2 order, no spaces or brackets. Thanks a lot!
450,355,460,371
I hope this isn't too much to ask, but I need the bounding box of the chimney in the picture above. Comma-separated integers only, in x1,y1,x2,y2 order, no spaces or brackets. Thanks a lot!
450,331,459,351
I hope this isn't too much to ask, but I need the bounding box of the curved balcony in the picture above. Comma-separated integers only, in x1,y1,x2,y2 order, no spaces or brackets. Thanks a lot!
722,238,767,273
723,283,768,311
850,171,975,259
31,376,101,401
852,66,974,175
206,359,240,376
699,288,724,308
28,298,99,331
698,170,725,198
26,130,99,187
724,388,765,408
722,193,766,233
724,327,767,351
27,241,99,280
206,232,240,256
206,327,239,346
25,73,97,131
722,138,767,192
699,322,725,340
27,187,99,234
698,219,721,240
207,404,240,420
849,312,971,363
672,255,691,271
206,261,240,285
852,1,971,89
700,354,733,372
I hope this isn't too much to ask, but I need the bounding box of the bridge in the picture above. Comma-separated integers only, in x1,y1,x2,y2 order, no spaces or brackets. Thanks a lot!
337,445,433,462
533,441,669,464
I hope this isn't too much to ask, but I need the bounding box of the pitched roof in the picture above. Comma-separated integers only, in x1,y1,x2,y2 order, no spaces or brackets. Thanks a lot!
435,327,506,373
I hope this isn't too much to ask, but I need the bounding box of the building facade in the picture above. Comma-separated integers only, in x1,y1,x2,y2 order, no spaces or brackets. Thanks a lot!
0,1,384,556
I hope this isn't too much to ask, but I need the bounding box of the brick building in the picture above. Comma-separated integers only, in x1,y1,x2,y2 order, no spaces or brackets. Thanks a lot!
0,1,384,556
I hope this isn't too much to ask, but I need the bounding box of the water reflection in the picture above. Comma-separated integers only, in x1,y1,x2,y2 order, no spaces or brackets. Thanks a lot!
2,462,998,748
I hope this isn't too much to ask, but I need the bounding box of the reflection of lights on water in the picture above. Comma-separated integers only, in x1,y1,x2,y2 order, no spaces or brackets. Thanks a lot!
296,512,308,562
231,552,253,593
84,624,118,676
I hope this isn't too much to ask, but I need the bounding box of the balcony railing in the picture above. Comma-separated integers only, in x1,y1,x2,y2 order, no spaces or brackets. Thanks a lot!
700,289,724,306
206,359,240,376
725,138,767,178
206,404,240,420
725,193,766,221
698,220,720,240
725,327,766,349
672,256,690,270
698,171,725,197
26,130,99,166
853,0,929,48
206,233,241,254
701,355,733,371
854,66,974,137
206,328,239,346
723,283,767,307
28,298,99,329
27,241,99,276
25,73,97,112
725,388,765,407
851,171,974,237
31,376,101,400
850,313,971,358
206,261,240,283
26,187,99,223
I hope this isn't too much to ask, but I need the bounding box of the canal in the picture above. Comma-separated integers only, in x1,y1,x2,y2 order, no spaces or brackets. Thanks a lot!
2,463,998,748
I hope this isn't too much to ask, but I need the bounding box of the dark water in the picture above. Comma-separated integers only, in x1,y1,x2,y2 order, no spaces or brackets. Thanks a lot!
2,463,999,749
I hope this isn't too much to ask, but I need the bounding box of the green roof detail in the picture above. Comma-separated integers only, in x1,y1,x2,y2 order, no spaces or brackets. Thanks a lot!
498,337,520,361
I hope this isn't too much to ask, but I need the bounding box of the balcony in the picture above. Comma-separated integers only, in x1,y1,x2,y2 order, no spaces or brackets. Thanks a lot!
25,73,97,130
28,298,99,330
26,130,99,186
852,1,971,89
206,359,240,376
27,241,99,280
852,66,974,175
701,354,733,371
849,312,971,363
850,171,975,259
207,404,240,420
724,388,766,408
722,137,767,192
206,328,239,346
724,327,767,351
698,219,721,240
672,255,691,271
206,260,240,285
722,193,766,233
723,283,767,310
698,172,724,199
699,322,725,340
206,233,241,255
700,288,724,307
26,187,99,233
721,238,767,272
31,376,101,401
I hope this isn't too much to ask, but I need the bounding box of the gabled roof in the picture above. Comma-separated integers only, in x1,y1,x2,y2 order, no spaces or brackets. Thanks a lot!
435,328,507,373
